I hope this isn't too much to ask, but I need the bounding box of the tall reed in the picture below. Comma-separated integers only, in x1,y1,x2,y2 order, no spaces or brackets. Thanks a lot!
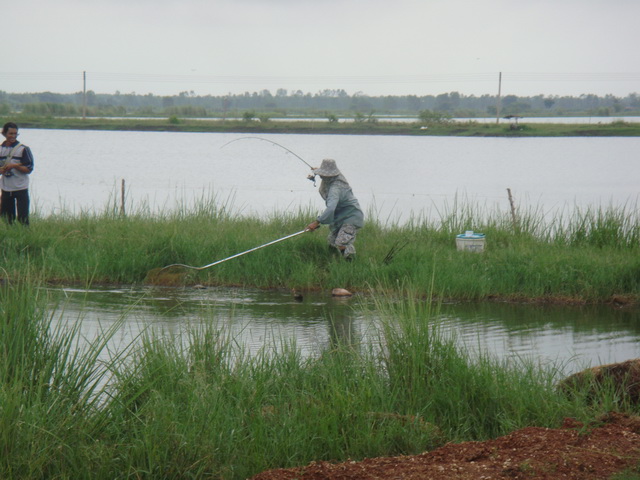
0,275,633,478
369,287,573,439
1,195,639,303
0,277,124,478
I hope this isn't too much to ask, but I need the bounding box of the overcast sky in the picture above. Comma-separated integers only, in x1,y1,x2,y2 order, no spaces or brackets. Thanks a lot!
6,0,640,98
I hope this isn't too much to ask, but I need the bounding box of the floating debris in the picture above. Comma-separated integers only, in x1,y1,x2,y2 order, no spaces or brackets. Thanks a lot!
332,288,353,297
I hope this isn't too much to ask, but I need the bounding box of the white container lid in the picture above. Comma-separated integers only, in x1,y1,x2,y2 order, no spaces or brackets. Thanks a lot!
456,232,485,239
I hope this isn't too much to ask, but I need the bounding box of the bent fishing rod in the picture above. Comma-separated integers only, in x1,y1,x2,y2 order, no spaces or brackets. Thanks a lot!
221,136,314,169
221,136,319,185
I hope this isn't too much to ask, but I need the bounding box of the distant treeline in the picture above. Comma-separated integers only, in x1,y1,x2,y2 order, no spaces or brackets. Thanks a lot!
1,88,639,118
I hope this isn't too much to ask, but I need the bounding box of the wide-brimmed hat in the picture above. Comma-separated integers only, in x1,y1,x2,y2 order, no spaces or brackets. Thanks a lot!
312,159,340,177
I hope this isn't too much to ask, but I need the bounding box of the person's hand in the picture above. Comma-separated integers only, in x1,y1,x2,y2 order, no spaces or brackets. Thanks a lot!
305,220,320,231
307,167,318,180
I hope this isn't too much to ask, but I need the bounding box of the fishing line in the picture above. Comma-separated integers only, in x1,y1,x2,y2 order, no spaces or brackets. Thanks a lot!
221,136,318,186
221,136,314,169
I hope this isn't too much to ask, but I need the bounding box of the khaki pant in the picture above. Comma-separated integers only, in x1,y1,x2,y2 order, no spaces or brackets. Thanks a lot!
328,224,358,258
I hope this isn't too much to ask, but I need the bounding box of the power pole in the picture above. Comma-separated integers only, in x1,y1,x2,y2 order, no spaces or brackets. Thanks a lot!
496,72,502,124
82,71,87,121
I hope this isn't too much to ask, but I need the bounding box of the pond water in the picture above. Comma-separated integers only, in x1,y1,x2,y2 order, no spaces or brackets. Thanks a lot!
48,286,640,377
24,129,639,225
26,129,639,378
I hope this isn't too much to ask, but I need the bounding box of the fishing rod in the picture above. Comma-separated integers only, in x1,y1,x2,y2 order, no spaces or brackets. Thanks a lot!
159,230,308,271
221,136,314,170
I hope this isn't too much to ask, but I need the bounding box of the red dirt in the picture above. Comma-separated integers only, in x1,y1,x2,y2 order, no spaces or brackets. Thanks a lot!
251,412,640,480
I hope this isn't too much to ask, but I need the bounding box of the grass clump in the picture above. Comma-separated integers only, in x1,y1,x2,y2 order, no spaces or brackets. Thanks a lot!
370,288,575,440
0,196,638,304
0,278,124,478
0,276,633,479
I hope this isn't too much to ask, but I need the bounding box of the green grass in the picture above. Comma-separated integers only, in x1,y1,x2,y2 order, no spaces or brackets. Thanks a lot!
0,276,634,479
0,194,638,478
1,197,638,304
11,114,640,137
0,279,124,478
613,470,640,480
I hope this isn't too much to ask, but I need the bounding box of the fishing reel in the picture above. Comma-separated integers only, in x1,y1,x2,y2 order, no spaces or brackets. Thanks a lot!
307,174,317,186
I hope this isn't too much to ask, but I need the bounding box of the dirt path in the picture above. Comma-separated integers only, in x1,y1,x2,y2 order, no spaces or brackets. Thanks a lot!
251,412,640,480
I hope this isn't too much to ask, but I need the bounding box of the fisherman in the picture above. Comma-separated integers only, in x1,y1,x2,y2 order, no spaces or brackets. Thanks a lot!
305,159,364,260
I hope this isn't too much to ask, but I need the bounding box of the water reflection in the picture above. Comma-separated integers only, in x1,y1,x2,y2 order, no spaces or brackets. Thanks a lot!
47,286,640,377
438,302,640,372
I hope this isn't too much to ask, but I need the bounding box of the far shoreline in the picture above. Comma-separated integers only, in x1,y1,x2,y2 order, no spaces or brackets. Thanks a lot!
10,115,640,137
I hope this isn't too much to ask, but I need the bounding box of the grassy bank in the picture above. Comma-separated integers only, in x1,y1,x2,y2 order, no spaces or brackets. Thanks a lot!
10,114,640,136
0,277,632,479
1,199,638,304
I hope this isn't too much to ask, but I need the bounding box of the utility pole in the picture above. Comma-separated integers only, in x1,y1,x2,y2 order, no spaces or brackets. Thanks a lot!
82,71,87,121
496,72,502,124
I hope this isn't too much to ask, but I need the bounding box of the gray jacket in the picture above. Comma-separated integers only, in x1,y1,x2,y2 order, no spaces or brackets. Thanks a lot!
317,176,364,230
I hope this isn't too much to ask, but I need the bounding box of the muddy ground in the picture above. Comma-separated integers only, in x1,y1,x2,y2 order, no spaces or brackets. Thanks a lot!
251,412,640,480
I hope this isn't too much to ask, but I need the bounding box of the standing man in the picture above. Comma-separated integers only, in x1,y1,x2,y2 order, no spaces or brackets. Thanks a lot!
0,122,34,225
306,159,364,260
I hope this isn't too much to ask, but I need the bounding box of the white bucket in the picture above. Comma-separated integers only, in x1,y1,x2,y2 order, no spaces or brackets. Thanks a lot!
455,231,485,252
